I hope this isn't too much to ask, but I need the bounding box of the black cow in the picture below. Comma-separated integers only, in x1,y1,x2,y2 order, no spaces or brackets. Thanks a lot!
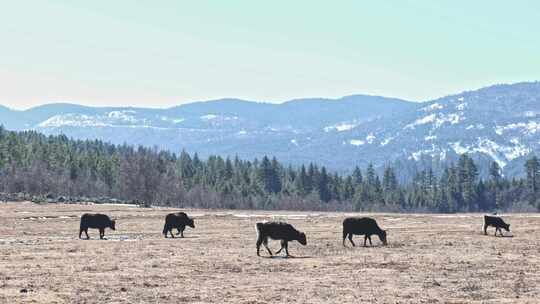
163,212,195,238
343,217,387,247
255,221,307,257
79,213,116,240
484,215,510,236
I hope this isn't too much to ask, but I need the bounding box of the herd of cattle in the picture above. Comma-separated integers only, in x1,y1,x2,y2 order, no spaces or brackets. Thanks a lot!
79,212,512,257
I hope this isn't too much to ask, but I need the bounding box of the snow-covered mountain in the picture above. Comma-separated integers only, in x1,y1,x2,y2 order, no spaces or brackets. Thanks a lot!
2,82,540,176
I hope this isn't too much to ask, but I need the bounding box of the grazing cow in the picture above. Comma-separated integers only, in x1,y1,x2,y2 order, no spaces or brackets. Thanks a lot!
342,217,387,247
79,213,116,240
163,212,195,238
484,215,510,236
255,222,307,257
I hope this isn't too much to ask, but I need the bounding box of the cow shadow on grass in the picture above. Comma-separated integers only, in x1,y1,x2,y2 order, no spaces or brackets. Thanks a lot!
261,255,313,259
165,235,199,239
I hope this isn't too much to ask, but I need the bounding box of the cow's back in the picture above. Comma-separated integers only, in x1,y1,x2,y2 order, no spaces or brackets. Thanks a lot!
485,215,504,227
261,222,296,240
81,213,111,228
343,217,380,235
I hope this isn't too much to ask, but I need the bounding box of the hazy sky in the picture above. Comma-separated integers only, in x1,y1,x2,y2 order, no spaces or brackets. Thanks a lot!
2,1,540,109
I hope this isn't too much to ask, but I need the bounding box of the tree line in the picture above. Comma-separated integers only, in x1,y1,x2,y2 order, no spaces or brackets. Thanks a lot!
1,126,539,212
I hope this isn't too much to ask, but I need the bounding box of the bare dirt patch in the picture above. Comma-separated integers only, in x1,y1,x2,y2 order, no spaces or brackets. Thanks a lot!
1,202,539,303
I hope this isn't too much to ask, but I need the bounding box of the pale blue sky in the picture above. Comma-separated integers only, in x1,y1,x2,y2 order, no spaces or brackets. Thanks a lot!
1,1,539,109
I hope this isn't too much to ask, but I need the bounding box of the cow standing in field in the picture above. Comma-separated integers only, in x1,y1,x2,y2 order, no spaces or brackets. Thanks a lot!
342,217,387,247
484,215,510,236
255,222,307,257
79,213,116,240
163,212,195,238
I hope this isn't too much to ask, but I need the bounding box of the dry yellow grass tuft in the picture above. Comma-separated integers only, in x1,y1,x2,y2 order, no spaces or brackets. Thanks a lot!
1,202,540,303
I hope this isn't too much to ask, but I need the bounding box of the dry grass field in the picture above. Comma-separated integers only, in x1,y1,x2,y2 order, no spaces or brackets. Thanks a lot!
1,202,540,303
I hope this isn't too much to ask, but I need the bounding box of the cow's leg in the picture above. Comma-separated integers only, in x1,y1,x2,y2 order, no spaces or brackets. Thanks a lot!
85,229,90,239
180,227,185,238
256,235,263,256
483,224,488,235
494,228,498,236
348,234,356,247
368,235,373,246
284,242,290,257
276,240,285,255
263,238,273,256
99,228,105,240
364,235,368,247
170,229,175,238
79,228,83,239
342,230,348,247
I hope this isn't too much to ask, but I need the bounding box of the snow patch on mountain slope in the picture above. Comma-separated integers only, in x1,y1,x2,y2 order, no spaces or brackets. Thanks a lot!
408,145,446,161
349,139,365,146
405,114,436,129
422,103,444,112
200,114,218,120
323,121,358,132
450,138,530,168
405,112,464,130
366,133,376,144
160,116,185,124
456,103,468,111
495,121,540,135
380,137,394,146
108,111,137,123
38,114,111,128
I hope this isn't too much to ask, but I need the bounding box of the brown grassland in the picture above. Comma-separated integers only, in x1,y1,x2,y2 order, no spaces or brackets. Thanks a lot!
1,202,540,303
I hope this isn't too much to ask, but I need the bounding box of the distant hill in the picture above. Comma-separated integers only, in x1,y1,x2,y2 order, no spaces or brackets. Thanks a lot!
2,82,540,177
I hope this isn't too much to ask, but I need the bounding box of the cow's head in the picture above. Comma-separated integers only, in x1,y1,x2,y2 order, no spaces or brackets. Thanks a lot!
379,230,388,246
188,217,195,229
298,232,307,245
504,223,510,232
110,220,116,230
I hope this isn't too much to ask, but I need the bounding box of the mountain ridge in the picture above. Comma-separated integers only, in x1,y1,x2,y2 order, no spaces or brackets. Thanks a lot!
1,81,540,177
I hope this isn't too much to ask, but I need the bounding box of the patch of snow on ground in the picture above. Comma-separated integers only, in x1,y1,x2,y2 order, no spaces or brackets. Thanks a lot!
237,130,247,135
290,139,298,146
425,135,437,141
